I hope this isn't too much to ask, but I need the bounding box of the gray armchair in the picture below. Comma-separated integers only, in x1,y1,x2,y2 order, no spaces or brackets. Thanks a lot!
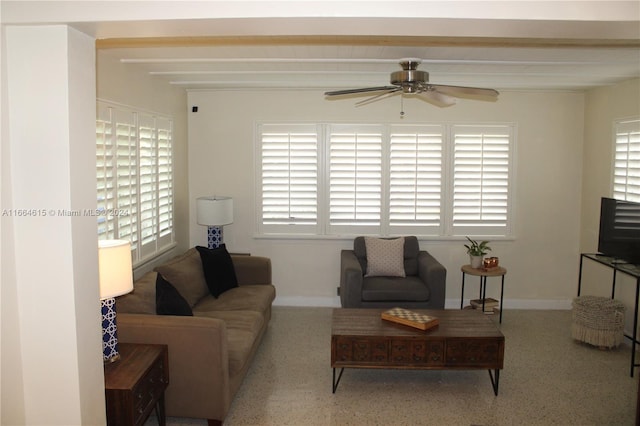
339,236,446,309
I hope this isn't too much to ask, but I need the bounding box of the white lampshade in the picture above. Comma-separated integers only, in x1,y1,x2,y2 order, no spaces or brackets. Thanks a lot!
98,240,134,300
196,196,234,226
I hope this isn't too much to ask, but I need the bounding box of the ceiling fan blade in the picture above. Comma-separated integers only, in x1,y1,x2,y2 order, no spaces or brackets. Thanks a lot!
324,86,399,96
418,90,457,107
430,84,499,100
355,88,401,106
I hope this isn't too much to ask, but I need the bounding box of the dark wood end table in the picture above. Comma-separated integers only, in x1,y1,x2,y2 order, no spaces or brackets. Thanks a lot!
104,343,169,426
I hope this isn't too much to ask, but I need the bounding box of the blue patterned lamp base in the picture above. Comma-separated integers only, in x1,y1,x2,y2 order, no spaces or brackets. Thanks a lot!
101,297,120,363
207,226,224,249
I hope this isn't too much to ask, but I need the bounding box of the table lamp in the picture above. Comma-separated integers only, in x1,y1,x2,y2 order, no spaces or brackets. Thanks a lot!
196,196,233,249
98,239,134,363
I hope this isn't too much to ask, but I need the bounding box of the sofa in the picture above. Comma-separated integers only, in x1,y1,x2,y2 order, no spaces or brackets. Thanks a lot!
115,246,276,425
340,236,446,309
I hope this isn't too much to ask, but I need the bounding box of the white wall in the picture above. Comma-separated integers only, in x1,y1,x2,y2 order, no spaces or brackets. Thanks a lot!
96,49,190,277
579,78,640,335
2,26,104,425
581,78,640,251
188,89,585,308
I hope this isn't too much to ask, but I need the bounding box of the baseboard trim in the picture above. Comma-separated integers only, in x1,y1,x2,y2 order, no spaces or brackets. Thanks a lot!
449,298,572,310
274,296,573,310
274,296,342,307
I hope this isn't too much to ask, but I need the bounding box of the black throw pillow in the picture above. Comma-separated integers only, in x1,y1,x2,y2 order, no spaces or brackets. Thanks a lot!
195,245,238,298
155,273,193,316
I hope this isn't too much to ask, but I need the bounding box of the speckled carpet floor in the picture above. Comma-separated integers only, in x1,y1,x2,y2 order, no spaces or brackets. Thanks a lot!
145,307,637,425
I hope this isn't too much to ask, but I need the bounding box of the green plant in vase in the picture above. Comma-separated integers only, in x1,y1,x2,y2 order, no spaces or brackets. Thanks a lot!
464,237,491,268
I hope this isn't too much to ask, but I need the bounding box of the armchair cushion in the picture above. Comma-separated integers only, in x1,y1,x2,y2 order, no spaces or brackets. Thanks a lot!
354,236,420,276
364,236,406,277
361,276,430,302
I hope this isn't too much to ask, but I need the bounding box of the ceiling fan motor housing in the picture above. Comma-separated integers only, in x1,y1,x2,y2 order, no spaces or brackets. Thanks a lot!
391,69,429,93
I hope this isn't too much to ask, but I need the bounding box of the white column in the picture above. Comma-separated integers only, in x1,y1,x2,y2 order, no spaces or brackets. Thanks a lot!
3,25,105,425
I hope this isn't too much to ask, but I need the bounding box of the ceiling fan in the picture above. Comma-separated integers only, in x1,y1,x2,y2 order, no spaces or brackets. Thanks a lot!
324,58,499,108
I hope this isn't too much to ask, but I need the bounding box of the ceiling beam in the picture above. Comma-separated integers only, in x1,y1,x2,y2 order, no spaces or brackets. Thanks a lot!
96,35,640,50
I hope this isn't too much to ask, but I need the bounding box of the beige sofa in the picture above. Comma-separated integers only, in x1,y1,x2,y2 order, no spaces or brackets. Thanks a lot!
115,247,276,425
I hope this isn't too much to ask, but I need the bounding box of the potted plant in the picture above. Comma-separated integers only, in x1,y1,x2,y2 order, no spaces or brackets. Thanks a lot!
464,237,491,268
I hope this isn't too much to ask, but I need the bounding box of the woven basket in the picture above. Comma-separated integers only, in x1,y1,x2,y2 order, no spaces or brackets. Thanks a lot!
572,295,625,348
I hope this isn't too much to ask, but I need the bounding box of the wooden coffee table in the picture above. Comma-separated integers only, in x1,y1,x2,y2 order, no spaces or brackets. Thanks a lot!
331,308,504,395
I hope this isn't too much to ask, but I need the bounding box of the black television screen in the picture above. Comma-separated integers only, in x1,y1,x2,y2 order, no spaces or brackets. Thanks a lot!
598,197,640,264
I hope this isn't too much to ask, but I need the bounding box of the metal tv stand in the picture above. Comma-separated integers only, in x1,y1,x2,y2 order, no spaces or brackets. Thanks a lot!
577,253,640,377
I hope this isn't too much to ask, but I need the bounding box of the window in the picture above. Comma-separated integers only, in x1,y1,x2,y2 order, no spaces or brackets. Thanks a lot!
96,101,174,265
451,125,512,236
389,125,443,232
257,122,514,238
259,124,319,234
613,118,640,202
328,124,383,234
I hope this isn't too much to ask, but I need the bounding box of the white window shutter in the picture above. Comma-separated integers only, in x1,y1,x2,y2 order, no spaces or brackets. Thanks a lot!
96,101,174,265
389,125,443,234
255,122,514,238
452,125,512,236
613,119,640,202
96,104,115,240
114,110,139,255
138,114,158,258
260,124,318,233
157,117,174,245
328,125,382,234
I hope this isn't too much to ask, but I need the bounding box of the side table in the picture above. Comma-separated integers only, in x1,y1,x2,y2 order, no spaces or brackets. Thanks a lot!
104,343,169,426
460,264,507,323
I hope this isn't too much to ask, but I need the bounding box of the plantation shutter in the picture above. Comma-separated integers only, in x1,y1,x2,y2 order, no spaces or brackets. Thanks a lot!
138,114,157,258
389,125,443,234
452,125,512,236
613,119,640,202
96,103,116,240
157,117,174,245
97,101,174,265
255,121,514,238
328,124,382,234
114,110,139,258
260,124,318,234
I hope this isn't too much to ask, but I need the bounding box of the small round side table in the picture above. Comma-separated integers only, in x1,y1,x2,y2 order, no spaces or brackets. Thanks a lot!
460,264,507,323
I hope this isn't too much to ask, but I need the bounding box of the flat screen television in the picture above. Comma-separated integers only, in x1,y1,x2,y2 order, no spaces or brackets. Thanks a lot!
598,197,640,265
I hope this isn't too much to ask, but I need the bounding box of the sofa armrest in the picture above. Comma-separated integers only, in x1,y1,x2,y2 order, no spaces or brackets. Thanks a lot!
231,255,271,285
117,313,231,420
417,251,447,309
340,250,364,308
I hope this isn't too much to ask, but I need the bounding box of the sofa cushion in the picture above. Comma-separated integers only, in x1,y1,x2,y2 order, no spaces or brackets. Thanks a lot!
116,271,156,314
154,248,209,307
361,276,430,302
364,236,406,277
196,245,239,297
194,310,265,377
193,285,276,314
156,274,193,316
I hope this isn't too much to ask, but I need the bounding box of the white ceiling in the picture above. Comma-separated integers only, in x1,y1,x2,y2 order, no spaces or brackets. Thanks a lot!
99,42,640,92
6,0,637,94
